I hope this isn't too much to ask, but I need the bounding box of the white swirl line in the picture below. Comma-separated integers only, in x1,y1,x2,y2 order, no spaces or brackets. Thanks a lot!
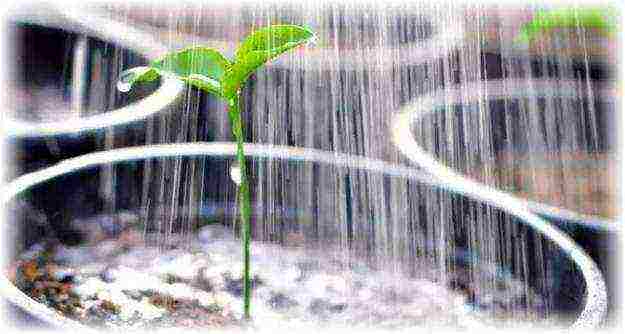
3,4,185,138
391,80,608,328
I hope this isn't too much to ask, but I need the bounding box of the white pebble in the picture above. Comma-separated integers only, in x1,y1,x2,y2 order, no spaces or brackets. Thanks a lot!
195,291,215,308
152,253,207,280
109,266,162,292
138,298,166,320
160,283,196,300
72,277,107,299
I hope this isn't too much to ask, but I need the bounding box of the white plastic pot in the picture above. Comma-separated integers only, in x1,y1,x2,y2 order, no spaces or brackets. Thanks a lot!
1,143,607,329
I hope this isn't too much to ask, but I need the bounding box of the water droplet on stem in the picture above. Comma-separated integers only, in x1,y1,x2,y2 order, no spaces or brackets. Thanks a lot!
230,164,242,185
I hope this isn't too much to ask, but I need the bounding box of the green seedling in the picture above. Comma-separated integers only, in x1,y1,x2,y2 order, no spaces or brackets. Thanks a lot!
514,7,617,45
117,24,315,320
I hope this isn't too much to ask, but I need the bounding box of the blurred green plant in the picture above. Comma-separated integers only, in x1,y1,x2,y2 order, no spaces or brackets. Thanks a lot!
514,7,617,45
117,24,315,320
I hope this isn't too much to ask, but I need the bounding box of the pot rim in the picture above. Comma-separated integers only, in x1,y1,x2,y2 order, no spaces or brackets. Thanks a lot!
392,83,609,328
397,78,617,229
4,4,185,138
2,142,607,329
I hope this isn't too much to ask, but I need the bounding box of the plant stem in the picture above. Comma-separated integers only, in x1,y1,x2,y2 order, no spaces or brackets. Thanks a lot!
228,94,252,320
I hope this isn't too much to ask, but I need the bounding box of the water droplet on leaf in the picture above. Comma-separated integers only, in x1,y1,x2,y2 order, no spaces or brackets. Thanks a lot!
117,68,139,93
117,81,131,93
307,36,318,47
117,66,157,93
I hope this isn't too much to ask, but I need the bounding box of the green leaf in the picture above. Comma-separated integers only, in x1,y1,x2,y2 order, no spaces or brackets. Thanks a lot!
117,26,316,101
117,66,160,93
235,25,315,60
224,25,315,97
150,46,232,96
514,7,616,46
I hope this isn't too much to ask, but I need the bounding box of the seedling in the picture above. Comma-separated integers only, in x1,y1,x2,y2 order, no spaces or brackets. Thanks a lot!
514,7,616,45
117,24,315,320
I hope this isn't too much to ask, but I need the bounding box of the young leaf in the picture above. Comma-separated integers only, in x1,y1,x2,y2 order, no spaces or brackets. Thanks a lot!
235,25,315,61
117,66,160,93
514,7,616,45
150,46,232,96
224,25,314,96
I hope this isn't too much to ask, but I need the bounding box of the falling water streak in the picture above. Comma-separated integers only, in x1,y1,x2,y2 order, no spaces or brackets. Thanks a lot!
574,6,603,218
185,3,204,247
352,5,369,268
388,4,402,278
101,44,119,224
477,3,500,314
540,7,573,315
328,3,345,274
140,5,158,245
151,9,172,251
496,5,523,317
71,35,88,117
164,5,178,251
299,1,316,252
556,13,574,207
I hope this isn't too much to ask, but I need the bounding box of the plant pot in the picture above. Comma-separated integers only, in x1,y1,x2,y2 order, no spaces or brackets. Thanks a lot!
4,3,185,139
5,3,193,188
2,143,606,330
399,79,617,223
393,78,616,325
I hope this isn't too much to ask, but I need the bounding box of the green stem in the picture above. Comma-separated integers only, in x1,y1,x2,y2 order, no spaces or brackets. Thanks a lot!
228,94,252,320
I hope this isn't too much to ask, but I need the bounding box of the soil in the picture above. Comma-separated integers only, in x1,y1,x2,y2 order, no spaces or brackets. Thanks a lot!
7,223,555,331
